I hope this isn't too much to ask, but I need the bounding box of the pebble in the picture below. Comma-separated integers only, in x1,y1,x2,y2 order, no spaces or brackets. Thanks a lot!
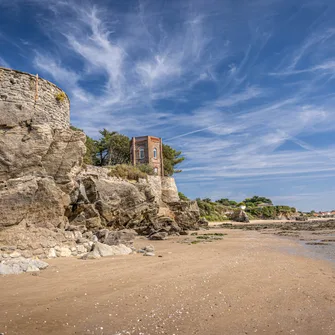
143,252,155,257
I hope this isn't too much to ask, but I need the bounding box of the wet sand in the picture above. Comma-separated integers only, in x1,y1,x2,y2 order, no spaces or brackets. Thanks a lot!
211,219,335,263
1,229,334,335
209,217,335,226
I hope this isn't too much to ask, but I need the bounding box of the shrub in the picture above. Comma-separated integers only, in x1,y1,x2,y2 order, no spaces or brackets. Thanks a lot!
246,205,296,219
55,92,67,102
262,206,277,218
178,192,189,201
137,164,155,175
108,164,148,181
204,214,229,221
196,198,230,221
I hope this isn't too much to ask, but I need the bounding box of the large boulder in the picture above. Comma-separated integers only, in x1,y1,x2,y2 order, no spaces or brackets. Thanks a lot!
83,242,132,259
198,217,209,227
148,232,168,240
0,257,49,275
167,201,201,230
229,210,250,223
97,229,137,246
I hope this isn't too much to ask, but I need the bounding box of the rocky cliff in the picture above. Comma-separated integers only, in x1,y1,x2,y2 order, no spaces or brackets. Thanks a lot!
66,165,200,236
0,67,201,260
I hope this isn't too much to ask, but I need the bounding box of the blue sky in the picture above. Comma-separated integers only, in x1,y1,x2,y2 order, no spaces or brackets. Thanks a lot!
1,0,335,211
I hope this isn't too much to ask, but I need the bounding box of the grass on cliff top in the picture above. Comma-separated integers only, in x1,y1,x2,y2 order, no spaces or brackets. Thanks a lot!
108,164,154,181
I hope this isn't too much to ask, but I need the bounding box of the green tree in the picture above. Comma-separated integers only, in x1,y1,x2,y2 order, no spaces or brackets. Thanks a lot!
162,144,185,176
95,129,130,166
216,198,230,206
84,135,98,165
106,132,131,166
244,196,273,207
216,198,238,206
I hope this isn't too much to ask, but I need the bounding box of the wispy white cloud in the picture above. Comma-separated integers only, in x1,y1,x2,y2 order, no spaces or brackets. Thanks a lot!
288,29,335,70
0,56,10,68
214,86,263,107
270,59,335,76
1,0,335,210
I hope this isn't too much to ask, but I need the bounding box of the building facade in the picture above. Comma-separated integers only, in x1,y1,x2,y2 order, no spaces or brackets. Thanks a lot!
130,136,164,176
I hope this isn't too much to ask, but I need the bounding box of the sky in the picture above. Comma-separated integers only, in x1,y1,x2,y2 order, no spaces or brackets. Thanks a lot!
0,0,335,211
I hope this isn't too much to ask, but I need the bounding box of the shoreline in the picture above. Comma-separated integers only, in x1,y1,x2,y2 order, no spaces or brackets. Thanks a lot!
0,229,334,335
209,219,335,264
209,217,335,225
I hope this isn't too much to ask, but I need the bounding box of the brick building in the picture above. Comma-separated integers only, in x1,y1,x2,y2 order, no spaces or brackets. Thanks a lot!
130,136,164,176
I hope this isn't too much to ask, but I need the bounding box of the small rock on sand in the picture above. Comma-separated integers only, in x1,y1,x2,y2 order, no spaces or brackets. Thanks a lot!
0,258,49,275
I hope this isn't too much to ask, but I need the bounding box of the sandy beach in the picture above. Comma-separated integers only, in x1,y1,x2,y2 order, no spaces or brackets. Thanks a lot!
1,228,334,335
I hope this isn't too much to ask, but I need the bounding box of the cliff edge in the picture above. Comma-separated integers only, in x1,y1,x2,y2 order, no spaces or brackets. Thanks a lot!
0,68,201,260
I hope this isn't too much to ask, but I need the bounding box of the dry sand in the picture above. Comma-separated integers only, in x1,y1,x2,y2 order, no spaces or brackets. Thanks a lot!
1,229,334,335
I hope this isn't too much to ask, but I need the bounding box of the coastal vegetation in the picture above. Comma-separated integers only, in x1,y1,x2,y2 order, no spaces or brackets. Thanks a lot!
71,126,298,221
70,126,184,176
162,144,184,176
196,198,230,221
108,164,154,181
194,196,297,221
55,91,66,102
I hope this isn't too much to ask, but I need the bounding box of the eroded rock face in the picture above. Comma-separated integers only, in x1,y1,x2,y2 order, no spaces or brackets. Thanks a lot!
0,125,86,230
167,201,201,230
0,176,69,229
0,69,86,259
67,168,201,237
0,124,86,189
67,171,159,231
0,80,86,232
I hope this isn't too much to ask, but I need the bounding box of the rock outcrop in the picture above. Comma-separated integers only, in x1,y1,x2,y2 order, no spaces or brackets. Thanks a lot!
0,67,201,261
0,68,88,261
229,210,250,223
66,165,201,236
0,68,85,231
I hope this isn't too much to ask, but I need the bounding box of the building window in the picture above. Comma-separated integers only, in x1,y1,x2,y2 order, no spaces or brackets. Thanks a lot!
154,167,158,174
153,148,157,159
139,148,145,159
